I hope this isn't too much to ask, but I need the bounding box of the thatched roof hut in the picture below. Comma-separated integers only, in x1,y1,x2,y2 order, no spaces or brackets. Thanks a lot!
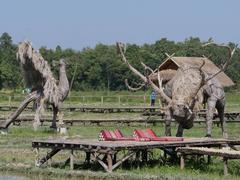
151,56,234,87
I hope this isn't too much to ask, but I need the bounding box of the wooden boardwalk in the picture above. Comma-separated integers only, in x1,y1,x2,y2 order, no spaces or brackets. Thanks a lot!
177,147,240,175
32,138,240,172
143,111,240,120
0,104,162,113
0,104,239,120
0,113,240,126
2,116,240,127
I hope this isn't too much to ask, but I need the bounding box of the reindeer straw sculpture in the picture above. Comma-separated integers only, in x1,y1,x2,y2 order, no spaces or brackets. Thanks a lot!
0,41,69,131
116,42,236,138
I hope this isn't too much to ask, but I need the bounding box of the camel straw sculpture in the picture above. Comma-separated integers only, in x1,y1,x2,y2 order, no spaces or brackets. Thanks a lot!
0,41,69,131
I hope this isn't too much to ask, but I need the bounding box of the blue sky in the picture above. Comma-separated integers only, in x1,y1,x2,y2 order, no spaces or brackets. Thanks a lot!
0,0,239,50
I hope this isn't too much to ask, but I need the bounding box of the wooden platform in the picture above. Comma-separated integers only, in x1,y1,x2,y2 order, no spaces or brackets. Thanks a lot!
32,137,240,172
177,147,240,175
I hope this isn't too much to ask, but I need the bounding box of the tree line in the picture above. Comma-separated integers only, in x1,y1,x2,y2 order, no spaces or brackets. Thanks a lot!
0,32,239,91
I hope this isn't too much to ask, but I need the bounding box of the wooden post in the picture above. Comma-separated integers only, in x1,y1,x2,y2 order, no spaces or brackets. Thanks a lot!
180,154,185,170
143,95,146,105
164,150,167,161
48,158,52,167
207,155,211,164
223,157,228,176
113,153,117,164
35,148,39,167
142,150,148,164
86,152,91,164
70,149,74,170
107,154,113,172
136,151,140,167
101,96,104,104
118,96,121,105
8,96,12,107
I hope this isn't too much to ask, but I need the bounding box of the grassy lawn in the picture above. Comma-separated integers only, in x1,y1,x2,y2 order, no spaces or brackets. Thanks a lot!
0,90,239,179
0,123,240,179
0,90,239,110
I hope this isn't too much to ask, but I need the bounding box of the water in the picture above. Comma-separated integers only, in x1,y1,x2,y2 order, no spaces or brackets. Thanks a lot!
0,175,29,180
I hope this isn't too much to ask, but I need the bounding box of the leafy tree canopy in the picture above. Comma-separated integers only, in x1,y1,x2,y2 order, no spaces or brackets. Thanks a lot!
0,32,239,91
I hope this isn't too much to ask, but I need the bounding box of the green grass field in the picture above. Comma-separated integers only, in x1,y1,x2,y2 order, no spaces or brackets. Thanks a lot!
1,124,240,179
0,90,239,179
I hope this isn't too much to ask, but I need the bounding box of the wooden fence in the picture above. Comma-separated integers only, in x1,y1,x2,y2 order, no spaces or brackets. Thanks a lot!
0,94,163,106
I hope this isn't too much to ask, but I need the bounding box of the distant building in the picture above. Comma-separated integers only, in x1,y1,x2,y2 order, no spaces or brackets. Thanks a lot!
150,56,234,87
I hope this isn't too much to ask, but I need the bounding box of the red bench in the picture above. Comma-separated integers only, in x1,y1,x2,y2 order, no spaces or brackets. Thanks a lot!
133,129,184,141
99,129,184,142
99,129,135,141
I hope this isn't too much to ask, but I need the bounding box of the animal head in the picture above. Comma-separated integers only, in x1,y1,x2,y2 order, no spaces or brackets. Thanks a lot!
17,41,34,64
170,65,204,119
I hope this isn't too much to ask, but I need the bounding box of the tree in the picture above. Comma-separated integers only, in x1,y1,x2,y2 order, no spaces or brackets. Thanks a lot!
0,33,20,89
0,32,239,91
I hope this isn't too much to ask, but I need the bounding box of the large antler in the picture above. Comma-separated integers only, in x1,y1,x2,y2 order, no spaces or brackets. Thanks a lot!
189,60,206,109
116,42,172,104
116,42,147,83
124,79,146,91
203,43,237,82
147,69,172,103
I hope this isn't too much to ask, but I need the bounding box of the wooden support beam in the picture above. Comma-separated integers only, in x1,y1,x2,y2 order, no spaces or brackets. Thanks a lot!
112,152,135,171
85,152,91,164
142,150,148,164
136,150,140,167
96,156,108,172
223,157,228,176
107,154,113,172
47,157,52,167
35,148,39,166
113,153,117,164
94,151,135,172
207,155,211,164
35,148,60,167
180,154,185,170
70,149,74,170
64,157,70,166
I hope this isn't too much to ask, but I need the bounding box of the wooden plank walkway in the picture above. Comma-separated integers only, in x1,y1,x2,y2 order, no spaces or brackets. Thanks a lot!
32,138,240,172
177,147,240,175
0,104,161,113
143,111,240,120
2,115,240,127
0,104,239,120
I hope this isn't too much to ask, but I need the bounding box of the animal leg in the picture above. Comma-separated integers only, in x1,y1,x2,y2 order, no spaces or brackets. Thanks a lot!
165,110,172,136
206,97,217,137
58,111,65,127
33,106,42,131
216,101,228,138
176,124,184,137
50,106,58,130
0,91,40,129
33,98,45,131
